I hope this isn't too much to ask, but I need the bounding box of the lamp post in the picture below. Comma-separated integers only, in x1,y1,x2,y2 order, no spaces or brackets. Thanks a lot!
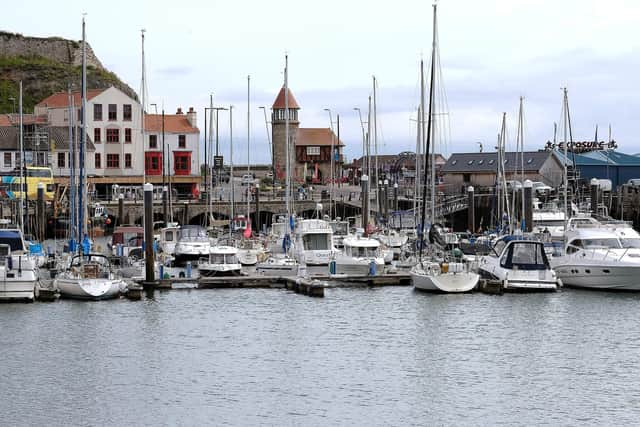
324,108,335,219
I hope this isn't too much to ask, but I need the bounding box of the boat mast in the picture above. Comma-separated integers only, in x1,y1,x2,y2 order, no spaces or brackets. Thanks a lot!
517,96,525,231
141,29,146,186
78,15,87,246
414,104,421,224
18,81,24,231
419,59,426,228
229,105,234,237
373,75,379,217
247,75,250,230
430,9,439,224
562,88,569,225
284,55,291,219
419,3,437,260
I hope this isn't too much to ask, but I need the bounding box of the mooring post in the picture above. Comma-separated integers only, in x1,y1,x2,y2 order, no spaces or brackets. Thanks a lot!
118,193,124,226
361,175,369,235
590,178,599,216
182,201,189,226
523,180,533,233
144,183,155,287
37,182,45,242
467,186,475,233
162,185,168,226
393,182,399,211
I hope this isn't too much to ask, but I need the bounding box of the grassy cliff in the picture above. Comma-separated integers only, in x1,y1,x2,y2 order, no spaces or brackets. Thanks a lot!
0,31,137,113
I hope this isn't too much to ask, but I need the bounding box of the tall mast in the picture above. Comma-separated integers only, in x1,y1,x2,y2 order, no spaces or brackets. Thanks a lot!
429,9,438,224
247,75,251,227
419,60,426,227
18,81,24,232
414,104,421,223
67,85,75,243
518,96,525,231
78,16,87,243
229,105,234,236
284,55,291,218
419,3,437,260
373,76,379,216
562,88,569,224
141,29,146,185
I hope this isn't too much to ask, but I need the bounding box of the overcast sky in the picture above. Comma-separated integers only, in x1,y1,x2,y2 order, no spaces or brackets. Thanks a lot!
6,0,640,162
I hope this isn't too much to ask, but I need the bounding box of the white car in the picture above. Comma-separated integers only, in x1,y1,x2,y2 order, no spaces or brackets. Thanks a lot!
241,174,254,186
531,181,552,196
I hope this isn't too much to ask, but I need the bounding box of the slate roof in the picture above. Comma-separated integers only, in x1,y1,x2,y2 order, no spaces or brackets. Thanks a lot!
48,126,95,151
442,151,554,173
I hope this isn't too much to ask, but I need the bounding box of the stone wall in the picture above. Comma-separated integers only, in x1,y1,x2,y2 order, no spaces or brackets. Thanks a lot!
272,119,299,180
0,32,104,69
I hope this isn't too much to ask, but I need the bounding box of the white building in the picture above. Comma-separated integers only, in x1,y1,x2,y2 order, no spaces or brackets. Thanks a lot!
34,86,200,198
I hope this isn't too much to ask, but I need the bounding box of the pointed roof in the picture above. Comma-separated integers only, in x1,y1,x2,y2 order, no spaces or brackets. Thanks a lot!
272,86,300,109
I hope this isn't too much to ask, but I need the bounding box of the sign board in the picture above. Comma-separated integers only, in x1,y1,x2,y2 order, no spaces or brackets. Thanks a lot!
545,140,617,153
213,155,224,170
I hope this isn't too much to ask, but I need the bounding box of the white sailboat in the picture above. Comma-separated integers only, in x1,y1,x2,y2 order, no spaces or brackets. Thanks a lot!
410,4,479,293
55,17,126,300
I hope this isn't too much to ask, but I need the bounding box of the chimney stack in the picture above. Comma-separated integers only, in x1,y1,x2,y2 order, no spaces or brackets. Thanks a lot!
176,107,183,115
186,107,197,128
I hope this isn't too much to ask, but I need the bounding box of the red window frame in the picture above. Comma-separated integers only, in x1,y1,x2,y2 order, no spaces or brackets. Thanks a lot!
125,128,132,143
107,154,119,168
106,128,119,143
173,152,191,176
145,152,162,175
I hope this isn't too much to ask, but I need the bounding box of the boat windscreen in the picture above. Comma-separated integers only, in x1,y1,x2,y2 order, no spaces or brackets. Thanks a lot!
0,230,25,251
621,238,640,249
303,234,329,250
582,238,622,249
501,242,549,270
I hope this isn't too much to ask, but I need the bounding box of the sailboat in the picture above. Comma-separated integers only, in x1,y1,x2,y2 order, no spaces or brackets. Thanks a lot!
410,4,479,293
54,17,125,300
256,55,300,277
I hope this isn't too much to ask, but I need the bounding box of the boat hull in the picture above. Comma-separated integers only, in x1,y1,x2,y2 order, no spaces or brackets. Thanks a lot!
552,264,640,290
0,280,37,301
411,264,479,293
55,278,123,300
199,264,242,277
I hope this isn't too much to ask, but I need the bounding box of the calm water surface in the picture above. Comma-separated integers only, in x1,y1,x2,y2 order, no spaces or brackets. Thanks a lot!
2,287,640,426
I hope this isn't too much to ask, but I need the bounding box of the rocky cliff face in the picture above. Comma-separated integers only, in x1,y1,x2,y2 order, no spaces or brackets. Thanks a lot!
0,31,137,113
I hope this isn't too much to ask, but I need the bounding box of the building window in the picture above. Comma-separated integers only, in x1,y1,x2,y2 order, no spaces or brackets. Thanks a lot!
94,128,101,143
178,135,186,148
123,104,132,121
37,152,46,167
95,153,101,169
15,152,20,168
94,104,102,121
306,146,320,156
173,152,191,175
106,128,120,143
107,154,119,168
149,134,158,149
125,128,132,143
108,104,117,121
144,152,162,175
57,152,65,168
4,153,11,168
125,153,132,168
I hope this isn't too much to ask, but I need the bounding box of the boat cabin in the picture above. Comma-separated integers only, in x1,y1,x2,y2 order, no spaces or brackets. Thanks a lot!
494,238,550,271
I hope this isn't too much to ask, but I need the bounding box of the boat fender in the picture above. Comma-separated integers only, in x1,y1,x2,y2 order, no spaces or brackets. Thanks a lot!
441,262,449,274
369,260,377,276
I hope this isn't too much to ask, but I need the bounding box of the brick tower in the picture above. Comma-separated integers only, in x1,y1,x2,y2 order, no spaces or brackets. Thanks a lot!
271,86,300,181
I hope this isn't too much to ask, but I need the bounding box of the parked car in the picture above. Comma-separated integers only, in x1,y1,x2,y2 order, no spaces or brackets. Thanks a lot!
241,174,255,186
627,178,640,187
531,181,552,196
505,180,522,191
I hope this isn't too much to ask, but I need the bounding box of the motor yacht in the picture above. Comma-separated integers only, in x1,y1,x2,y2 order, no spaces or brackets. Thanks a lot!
0,227,41,301
174,225,211,265
198,245,242,277
294,218,336,266
331,235,385,275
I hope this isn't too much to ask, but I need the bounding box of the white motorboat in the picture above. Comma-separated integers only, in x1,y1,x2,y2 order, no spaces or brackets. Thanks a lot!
411,260,479,293
108,225,144,258
332,235,385,276
174,225,211,265
256,254,299,277
236,238,268,266
550,226,640,290
198,245,242,277
266,216,293,255
294,218,336,266
329,220,349,250
478,237,559,291
0,228,41,302
157,223,180,256
55,254,125,300
373,230,408,259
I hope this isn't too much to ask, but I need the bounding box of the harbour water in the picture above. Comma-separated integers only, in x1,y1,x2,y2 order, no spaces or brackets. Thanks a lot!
2,287,640,425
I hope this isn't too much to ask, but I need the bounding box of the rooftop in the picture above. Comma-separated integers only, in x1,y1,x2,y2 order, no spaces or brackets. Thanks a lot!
442,151,555,173
295,128,343,147
35,88,107,108
145,113,198,133
272,86,300,109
